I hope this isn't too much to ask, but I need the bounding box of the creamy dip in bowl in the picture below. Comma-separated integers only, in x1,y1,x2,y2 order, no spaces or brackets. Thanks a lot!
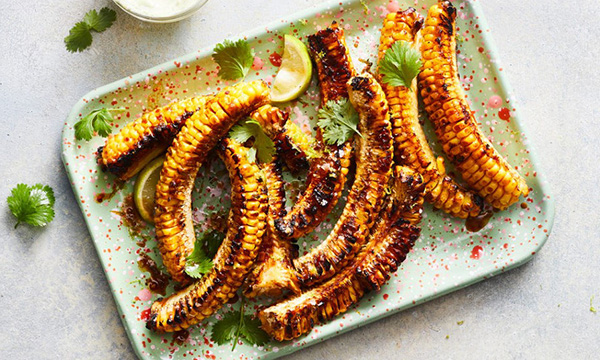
114,0,209,23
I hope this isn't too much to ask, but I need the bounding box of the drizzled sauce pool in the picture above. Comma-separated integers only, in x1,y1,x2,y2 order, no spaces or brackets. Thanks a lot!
137,253,170,296
116,0,200,18
115,195,170,295
95,180,125,203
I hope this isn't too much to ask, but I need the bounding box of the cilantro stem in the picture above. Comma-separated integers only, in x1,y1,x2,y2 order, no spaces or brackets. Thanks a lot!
232,296,245,351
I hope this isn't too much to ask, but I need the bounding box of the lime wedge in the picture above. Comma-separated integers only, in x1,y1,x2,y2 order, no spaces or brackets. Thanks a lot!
133,155,165,224
271,35,313,103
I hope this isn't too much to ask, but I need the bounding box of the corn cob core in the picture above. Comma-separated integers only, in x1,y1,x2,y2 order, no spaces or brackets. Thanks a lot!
377,8,483,219
260,166,423,341
98,96,205,180
293,73,394,287
243,158,301,298
147,138,268,332
244,104,327,297
418,1,528,210
154,80,270,284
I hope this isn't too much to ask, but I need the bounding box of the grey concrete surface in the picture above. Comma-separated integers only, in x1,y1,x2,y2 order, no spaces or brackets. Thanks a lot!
0,0,598,359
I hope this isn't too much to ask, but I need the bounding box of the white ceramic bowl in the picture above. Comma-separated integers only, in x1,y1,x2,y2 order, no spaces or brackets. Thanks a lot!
113,0,209,23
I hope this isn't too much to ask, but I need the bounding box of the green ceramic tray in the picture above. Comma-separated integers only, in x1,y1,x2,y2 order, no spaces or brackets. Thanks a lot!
62,1,555,359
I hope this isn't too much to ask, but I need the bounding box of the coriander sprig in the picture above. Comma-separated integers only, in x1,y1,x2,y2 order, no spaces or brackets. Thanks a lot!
317,98,362,146
379,40,422,89
7,184,55,228
65,7,117,53
212,39,255,81
229,118,276,163
74,108,123,141
185,230,224,279
211,296,269,350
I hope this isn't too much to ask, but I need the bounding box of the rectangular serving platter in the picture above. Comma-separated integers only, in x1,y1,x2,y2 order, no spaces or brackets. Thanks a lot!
62,1,555,359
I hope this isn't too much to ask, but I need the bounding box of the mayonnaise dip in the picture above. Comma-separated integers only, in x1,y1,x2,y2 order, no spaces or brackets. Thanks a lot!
115,0,201,18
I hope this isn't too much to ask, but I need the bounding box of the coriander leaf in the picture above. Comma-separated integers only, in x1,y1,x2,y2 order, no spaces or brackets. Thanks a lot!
84,8,117,32
229,118,275,163
92,109,115,137
229,119,256,144
65,21,93,53
254,130,275,163
74,111,95,141
317,98,361,146
211,311,240,345
65,7,117,53
7,184,55,228
379,40,422,89
74,108,119,141
240,315,270,346
185,258,213,279
212,39,255,81
185,235,214,279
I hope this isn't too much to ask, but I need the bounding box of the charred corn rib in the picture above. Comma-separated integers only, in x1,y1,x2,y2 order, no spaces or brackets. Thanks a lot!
274,22,355,240
244,105,322,297
147,138,268,332
418,1,528,209
378,8,483,219
357,167,424,290
293,74,394,287
154,81,270,283
97,97,205,180
243,158,301,298
309,22,355,105
260,167,424,341
250,105,314,173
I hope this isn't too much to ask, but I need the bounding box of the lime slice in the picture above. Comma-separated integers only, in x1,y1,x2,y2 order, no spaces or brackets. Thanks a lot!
133,155,165,224
271,35,313,102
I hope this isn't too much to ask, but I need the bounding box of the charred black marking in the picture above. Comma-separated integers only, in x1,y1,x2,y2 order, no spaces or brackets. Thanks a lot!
350,76,369,91
173,311,183,324
145,313,158,330
313,188,331,207
274,131,310,173
443,1,457,19
439,1,456,37
473,194,485,211
413,18,424,35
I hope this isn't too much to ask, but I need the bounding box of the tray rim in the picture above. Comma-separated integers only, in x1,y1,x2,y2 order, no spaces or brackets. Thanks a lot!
61,1,556,359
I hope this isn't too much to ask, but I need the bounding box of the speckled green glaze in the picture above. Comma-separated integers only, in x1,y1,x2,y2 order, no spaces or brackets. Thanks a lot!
61,1,555,359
